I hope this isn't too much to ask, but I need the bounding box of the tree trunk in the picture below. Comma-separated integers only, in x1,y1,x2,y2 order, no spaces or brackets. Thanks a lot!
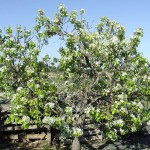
71,137,81,150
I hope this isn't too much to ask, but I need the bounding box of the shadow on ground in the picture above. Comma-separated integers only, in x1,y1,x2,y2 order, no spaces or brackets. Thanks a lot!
98,126,150,150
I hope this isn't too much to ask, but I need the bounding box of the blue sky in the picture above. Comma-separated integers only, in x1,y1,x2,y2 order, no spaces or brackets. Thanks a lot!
0,0,150,60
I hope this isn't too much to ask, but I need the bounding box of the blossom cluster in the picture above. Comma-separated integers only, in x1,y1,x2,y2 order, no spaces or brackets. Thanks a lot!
43,116,56,125
72,127,83,137
65,107,73,115
22,116,30,124
45,102,55,109
113,119,124,127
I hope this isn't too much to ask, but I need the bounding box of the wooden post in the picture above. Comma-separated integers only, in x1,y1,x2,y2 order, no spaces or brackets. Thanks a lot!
45,125,51,146
0,106,2,143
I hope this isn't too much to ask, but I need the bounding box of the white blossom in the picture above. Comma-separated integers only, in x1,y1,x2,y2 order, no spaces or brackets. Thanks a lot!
118,94,126,100
113,119,124,126
6,57,11,61
113,83,122,91
122,72,127,77
65,107,73,114
11,94,17,102
45,102,55,109
17,87,23,91
53,17,59,24
36,84,40,89
120,128,125,134
137,102,144,109
80,9,85,15
72,127,83,137
122,39,128,45
130,114,136,118
132,101,137,105
132,77,137,82
20,97,26,102
57,116,65,123
120,99,124,103
43,116,55,125
120,107,128,114
16,105,23,109
111,36,119,45
85,106,95,116
105,123,110,127
38,94,44,98
22,116,30,123
0,66,7,72
28,78,34,83
113,129,117,133
25,66,34,74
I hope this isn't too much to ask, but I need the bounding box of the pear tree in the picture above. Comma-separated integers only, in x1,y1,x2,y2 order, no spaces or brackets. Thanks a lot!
40,4,150,149
0,4,149,150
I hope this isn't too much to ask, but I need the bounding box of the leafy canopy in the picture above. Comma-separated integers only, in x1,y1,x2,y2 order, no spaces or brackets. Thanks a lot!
0,4,149,142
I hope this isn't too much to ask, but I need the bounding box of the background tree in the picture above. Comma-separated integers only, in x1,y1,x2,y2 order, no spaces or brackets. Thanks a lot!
0,20,60,128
